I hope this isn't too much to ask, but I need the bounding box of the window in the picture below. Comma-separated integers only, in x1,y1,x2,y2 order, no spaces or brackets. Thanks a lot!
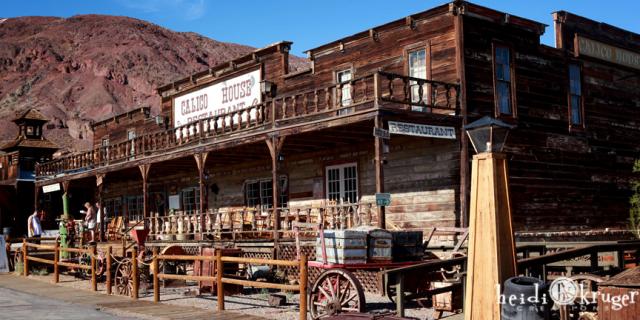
101,137,110,147
104,197,122,220
568,64,583,127
493,45,515,116
408,48,429,112
26,126,34,136
181,187,200,214
127,129,136,157
336,69,352,115
126,195,144,221
244,177,288,209
326,163,358,204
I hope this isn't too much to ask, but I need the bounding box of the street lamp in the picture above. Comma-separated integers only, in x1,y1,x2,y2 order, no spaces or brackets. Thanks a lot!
463,116,517,320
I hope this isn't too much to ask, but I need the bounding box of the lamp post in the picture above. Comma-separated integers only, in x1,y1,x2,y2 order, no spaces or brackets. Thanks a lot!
463,116,517,320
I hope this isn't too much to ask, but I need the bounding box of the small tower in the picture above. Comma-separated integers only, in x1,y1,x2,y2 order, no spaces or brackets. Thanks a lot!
0,109,58,236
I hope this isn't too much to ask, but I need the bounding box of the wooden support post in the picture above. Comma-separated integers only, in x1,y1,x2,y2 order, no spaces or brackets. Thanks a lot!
34,183,40,213
91,245,97,291
96,174,105,242
22,239,28,277
106,246,112,295
266,136,286,239
194,153,209,239
216,249,224,311
395,274,405,317
139,164,151,223
299,254,308,320
132,246,139,300
153,247,159,303
53,240,59,283
374,114,385,229
454,2,470,228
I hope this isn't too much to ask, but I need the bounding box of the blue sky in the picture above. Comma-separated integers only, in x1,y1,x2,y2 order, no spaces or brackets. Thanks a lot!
3,1,639,57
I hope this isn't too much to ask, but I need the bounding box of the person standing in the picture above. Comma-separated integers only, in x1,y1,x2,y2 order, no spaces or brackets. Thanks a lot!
83,202,96,243
27,210,43,243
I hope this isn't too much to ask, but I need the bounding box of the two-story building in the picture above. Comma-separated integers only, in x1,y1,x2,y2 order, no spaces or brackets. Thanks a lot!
34,1,640,243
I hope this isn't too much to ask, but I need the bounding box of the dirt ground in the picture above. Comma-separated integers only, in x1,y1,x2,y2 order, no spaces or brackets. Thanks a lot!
22,271,460,320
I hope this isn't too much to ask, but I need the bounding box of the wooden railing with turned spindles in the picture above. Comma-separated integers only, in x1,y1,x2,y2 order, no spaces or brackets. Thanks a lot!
35,71,459,178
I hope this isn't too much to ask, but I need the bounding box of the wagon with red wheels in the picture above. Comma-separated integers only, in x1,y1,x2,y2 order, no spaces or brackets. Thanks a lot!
306,227,467,319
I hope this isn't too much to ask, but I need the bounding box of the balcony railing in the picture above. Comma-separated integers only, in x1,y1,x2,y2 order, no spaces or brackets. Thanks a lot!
146,202,378,240
36,71,459,178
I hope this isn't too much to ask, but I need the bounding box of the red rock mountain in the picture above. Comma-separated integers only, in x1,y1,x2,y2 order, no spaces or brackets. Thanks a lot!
0,15,308,153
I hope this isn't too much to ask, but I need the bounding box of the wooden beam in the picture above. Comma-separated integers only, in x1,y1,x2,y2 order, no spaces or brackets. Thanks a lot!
138,164,151,221
194,152,209,239
374,115,385,229
265,136,286,240
96,173,105,242
454,4,470,228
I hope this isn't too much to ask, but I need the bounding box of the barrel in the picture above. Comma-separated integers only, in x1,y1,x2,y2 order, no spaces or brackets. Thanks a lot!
501,276,549,320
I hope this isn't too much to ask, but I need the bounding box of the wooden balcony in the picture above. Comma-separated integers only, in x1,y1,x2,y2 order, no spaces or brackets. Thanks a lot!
35,71,459,179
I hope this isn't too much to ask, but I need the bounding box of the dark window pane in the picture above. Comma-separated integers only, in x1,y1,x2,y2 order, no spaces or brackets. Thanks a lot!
497,81,512,114
571,95,582,125
569,64,581,95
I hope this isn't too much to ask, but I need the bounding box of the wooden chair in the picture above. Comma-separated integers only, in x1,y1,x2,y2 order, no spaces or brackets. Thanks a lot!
107,216,123,241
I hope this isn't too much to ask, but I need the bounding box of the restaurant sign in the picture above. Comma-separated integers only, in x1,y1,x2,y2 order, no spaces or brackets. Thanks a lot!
575,35,640,71
388,121,456,140
173,69,262,127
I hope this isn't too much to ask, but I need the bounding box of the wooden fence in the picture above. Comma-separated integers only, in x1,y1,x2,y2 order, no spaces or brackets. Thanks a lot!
150,249,308,320
22,239,98,291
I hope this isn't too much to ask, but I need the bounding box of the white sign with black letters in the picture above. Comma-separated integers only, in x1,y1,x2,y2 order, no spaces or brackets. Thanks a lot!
388,121,456,140
173,69,262,127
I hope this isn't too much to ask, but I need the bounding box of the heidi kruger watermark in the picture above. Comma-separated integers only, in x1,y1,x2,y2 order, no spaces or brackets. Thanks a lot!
496,277,638,312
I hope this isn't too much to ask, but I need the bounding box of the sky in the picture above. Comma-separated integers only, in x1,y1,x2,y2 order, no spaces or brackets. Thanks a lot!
2,0,639,57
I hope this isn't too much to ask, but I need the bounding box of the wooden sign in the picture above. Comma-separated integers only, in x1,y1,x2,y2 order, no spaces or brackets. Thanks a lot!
388,121,456,139
0,237,8,273
42,183,61,193
373,127,390,139
575,35,640,71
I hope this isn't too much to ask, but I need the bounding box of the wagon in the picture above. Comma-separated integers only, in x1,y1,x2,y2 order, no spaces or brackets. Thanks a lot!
306,227,467,319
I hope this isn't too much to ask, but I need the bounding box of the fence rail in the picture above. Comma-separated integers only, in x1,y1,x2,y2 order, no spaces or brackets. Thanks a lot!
21,239,97,290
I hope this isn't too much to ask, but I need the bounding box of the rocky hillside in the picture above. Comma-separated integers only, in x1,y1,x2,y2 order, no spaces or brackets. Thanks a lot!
0,15,308,153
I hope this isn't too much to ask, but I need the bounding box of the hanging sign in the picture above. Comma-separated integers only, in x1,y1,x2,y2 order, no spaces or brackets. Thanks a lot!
575,35,640,71
42,183,61,193
388,121,456,139
375,193,391,206
373,127,390,139
173,69,262,127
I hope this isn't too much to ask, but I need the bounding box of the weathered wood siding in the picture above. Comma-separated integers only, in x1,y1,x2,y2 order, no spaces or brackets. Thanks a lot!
463,12,640,231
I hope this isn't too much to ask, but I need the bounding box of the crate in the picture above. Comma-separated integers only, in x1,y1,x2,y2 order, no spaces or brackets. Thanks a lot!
391,231,424,262
316,229,367,264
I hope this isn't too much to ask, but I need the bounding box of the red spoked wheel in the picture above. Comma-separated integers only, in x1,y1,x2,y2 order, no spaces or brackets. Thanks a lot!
309,269,365,319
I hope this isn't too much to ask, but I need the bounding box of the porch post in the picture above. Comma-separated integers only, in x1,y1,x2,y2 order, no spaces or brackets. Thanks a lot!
194,152,209,239
266,135,285,240
34,183,40,212
96,174,105,242
374,114,386,229
138,164,151,225
61,180,71,218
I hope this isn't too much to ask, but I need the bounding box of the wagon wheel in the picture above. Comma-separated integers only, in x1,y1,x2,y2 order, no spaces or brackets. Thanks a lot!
77,250,106,280
309,269,365,319
115,258,133,296
556,274,604,319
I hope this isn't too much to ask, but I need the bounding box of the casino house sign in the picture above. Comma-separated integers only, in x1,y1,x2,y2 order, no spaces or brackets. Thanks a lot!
173,69,262,127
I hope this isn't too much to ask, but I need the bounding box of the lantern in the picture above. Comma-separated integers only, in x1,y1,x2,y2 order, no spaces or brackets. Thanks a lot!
464,116,515,154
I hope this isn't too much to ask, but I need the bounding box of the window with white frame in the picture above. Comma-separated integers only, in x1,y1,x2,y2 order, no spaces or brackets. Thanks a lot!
408,48,429,111
181,187,200,214
126,195,144,221
336,69,352,114
326,163,358,204
244,177,288,209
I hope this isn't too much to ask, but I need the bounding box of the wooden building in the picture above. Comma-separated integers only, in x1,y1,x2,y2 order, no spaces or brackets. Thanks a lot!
33,2,640,241
0,109,58,235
